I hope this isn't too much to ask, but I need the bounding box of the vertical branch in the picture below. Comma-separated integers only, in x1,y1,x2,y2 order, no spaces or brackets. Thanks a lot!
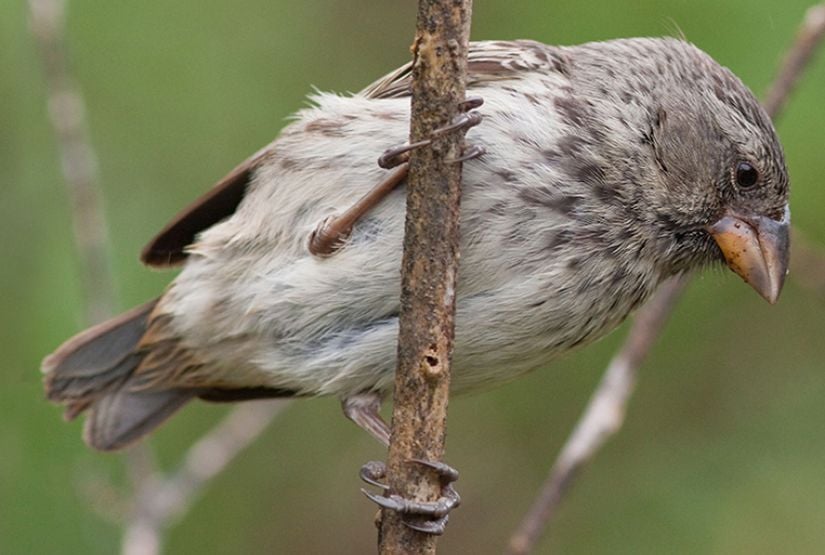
505,4,825,553
379,0,473,553
27,0,116,324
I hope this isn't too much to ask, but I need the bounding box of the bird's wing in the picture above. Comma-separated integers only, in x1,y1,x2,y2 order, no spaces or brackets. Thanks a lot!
141,41,566,268
140,145,274,268
361,39,568,99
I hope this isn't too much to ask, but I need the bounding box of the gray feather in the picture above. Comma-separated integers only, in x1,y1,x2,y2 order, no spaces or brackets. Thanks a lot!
84,387,195,451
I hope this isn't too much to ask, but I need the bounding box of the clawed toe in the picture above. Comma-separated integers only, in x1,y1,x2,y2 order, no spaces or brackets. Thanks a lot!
449,143,486,163
408,458,460,485
432,111,483,137
360,460,389,489
458,95,484,112
403,515,450,535
378,140,430,169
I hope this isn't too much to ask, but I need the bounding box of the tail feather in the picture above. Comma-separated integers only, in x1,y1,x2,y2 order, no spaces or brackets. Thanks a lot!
43,298,297,451
48,353,143,404
42,298,196,451
84,387,196,451
43,300,157,388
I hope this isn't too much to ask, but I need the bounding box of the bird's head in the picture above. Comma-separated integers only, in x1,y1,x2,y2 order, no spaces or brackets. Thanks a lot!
641,42,790,303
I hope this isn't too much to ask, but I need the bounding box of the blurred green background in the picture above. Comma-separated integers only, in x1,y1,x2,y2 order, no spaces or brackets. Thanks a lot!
3,0,825,553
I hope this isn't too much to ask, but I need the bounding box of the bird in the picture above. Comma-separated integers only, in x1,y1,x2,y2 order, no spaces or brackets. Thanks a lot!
43,37,789,455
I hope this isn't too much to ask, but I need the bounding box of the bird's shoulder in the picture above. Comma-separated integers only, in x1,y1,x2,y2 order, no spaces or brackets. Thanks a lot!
360,40,570,99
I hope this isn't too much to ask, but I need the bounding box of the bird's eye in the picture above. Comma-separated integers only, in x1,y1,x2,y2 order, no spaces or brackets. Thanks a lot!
734,161,759,189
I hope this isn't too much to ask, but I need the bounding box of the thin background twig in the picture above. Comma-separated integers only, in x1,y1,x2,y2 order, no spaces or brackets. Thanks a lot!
27,2,287,554
27,0,114,324
121,401,288,555
763,4,825,119
506,4,825,553
506,277,688,555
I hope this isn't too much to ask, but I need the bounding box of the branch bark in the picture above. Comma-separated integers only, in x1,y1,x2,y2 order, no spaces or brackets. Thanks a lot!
378,1,473,552
505,4,825,553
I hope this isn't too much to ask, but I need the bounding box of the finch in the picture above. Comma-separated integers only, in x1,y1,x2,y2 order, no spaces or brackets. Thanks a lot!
43,38,789,451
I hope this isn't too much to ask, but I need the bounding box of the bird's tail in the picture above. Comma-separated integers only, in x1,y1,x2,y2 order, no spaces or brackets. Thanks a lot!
42,299,196,451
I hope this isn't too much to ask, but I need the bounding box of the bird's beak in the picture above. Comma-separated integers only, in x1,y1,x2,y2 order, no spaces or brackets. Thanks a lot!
706,205,790,304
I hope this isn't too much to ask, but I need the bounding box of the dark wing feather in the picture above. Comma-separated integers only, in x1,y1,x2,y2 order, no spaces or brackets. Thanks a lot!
140,146,273,268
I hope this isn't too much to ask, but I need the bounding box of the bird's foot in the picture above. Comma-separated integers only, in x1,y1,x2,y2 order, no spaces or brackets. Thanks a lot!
378,96,484,168
360,459,460,535
307,97,484,257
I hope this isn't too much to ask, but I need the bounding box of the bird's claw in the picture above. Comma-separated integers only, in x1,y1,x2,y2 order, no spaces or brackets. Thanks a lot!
359,458,460,535
431,111,483,138
408,458,460,484
360,460,389,490
448,143,486,164
458,95,484,112
378,139,430,169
